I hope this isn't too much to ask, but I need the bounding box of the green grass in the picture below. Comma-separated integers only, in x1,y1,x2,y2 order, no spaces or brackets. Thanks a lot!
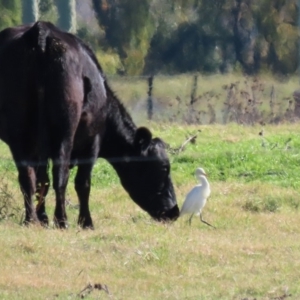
1,122,300,299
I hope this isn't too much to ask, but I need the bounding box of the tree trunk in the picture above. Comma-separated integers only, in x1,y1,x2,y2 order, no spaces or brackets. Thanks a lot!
22,0,39,24
55,0,76,33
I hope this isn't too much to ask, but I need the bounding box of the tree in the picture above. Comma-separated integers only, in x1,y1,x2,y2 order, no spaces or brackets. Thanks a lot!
146,0,230,74
39,0,58,23
257,0,298,74
55,0,76,33
22,0,39,24
232,0,261,74
92,0,156,75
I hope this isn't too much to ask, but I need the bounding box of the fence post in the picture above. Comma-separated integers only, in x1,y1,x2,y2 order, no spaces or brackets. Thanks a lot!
190,74,198,105
293,89,300,118
147,75,154,120
270,85,275,116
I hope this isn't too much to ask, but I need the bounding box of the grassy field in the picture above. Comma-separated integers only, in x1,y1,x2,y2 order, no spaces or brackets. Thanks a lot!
0,122,300,299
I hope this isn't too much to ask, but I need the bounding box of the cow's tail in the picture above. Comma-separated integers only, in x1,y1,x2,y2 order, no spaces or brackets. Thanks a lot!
24,22,50,168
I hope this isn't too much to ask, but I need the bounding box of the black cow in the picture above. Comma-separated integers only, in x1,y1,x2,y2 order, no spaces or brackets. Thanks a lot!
0,21,179,228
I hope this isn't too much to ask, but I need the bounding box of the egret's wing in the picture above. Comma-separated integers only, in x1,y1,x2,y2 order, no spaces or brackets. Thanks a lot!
198,182,210,200
180,186,201,215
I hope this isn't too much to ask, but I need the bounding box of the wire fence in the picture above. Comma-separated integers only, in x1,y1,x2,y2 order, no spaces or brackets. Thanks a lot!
107,74,300,125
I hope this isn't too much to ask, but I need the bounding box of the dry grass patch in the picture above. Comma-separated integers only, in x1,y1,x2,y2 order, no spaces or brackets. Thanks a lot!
0,179,299,299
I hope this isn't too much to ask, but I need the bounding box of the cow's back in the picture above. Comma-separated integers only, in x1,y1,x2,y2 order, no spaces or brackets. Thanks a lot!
0,22,102,159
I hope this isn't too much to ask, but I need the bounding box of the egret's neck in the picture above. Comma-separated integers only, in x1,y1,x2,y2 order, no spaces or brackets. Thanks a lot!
198,175,209,188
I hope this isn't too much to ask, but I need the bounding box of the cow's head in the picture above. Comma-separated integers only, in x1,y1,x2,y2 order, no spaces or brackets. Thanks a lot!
117,127,179,222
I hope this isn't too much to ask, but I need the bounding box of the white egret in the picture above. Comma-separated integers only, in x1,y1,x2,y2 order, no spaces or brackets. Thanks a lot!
180,167,214,227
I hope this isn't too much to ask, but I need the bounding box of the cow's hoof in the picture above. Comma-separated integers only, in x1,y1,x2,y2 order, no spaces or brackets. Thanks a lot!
23,220,39,227
37,212,49,226
24,214,40,226
54,218,68,229
78,216,94,230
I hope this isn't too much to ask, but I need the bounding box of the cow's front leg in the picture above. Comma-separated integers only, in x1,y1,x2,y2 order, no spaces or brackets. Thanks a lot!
75,136,99,229
75,163,94,229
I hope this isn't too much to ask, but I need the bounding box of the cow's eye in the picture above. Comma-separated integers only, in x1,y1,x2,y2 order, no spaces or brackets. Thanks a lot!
162,166,169,174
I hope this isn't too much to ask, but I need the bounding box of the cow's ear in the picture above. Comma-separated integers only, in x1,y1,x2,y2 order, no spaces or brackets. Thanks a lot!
134,127,152,150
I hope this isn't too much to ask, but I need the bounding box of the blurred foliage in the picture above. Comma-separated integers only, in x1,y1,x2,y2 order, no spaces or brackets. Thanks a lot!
0,0,298,75
92,0,156,75
0,0,22,30
38,0,58,23
146,0,299,75
95,48,124,75
91,0,299,76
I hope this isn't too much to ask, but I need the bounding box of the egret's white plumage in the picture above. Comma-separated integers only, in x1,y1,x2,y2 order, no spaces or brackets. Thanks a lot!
180,168,214,227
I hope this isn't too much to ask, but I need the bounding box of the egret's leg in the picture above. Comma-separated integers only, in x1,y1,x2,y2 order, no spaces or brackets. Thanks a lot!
200,213,215,228
188,213,194,226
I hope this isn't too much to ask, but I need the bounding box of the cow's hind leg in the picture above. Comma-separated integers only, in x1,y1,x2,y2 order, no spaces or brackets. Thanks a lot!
50,140,73,229
17,164,39,225
75,136,99,229
35,163,50,225
52,156,70,229
10,148,38,224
